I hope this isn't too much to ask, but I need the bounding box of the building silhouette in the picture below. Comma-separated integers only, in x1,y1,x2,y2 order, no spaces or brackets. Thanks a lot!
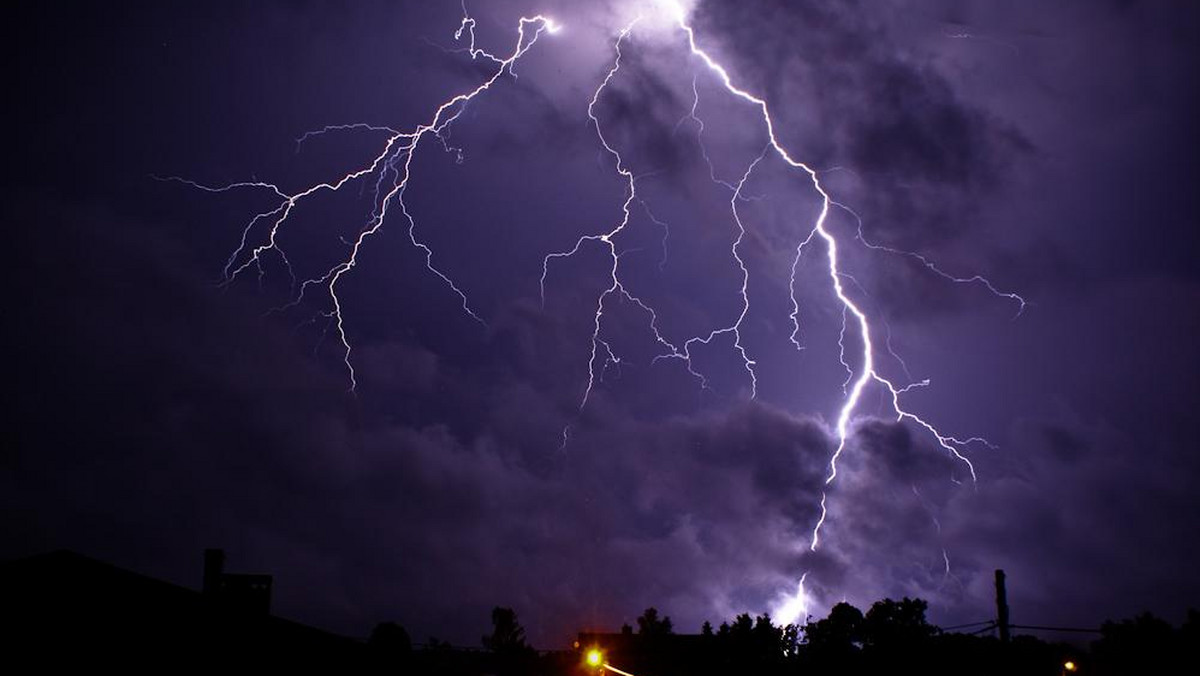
0,549,362,671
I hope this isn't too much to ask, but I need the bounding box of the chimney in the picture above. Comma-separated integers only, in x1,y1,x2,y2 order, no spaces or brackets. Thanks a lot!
203,548,225,598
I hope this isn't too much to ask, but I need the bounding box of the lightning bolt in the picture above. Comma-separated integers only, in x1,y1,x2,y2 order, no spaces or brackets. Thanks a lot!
169,0,1025,628
651,0,1021,541
771,570,811,628
541,1,1021,561
163,7,560,391
533,1,1012,624
624,0,1022,622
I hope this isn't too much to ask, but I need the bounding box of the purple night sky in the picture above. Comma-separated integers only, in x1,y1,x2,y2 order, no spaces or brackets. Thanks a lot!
7,0,1199,648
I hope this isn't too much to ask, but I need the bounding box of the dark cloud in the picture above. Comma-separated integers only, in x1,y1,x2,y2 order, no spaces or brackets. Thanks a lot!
944,413,1200,630
5,191,836,643
4,194,843,640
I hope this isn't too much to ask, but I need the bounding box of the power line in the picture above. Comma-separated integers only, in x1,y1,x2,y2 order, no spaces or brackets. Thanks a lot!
1009,624,1102,635
942,620,995,631
941,621,1101,636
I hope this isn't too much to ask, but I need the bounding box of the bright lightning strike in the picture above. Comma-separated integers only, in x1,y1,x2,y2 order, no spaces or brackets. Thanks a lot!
660,5,1023,550
772,571,811,628
547,1,1021,552
171,0,1024,627
597,0,1022,617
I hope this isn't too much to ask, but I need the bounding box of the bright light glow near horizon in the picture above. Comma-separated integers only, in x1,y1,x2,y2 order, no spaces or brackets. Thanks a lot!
771,573,811,627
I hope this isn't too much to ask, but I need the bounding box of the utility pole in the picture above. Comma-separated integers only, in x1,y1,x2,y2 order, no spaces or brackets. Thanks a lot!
995,569,1011,643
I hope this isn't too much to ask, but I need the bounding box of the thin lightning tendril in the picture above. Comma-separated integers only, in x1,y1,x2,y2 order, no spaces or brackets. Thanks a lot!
162,10,560,391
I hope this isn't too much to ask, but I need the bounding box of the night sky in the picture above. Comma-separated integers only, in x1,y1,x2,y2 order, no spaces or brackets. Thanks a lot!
7,0,1199,649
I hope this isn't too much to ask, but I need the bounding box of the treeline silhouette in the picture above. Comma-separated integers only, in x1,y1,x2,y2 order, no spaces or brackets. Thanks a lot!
366,600,1199,676
3,551,1194,674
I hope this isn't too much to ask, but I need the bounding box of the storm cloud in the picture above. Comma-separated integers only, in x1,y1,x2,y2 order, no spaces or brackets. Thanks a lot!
6,0,1198,649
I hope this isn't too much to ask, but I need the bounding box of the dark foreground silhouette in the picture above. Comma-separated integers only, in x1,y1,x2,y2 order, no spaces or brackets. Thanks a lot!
1,550,1193,675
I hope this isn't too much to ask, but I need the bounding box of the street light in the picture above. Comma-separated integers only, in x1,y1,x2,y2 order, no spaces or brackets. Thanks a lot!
1063,660,1078,674
586,648,603,668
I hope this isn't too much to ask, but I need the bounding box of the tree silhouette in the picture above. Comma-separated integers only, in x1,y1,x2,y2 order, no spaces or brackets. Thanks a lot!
800,601,864,672
482,606,534,676
636,607,673,636
1092,611,1179,675
749,614,786,668
861,597,939,649
482,606,531,653
780,622,801,658
803,601,863,652
729,612,753,637
366,621,411,673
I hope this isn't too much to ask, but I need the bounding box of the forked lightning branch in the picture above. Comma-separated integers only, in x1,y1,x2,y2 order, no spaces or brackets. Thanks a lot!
165,0,1023,625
